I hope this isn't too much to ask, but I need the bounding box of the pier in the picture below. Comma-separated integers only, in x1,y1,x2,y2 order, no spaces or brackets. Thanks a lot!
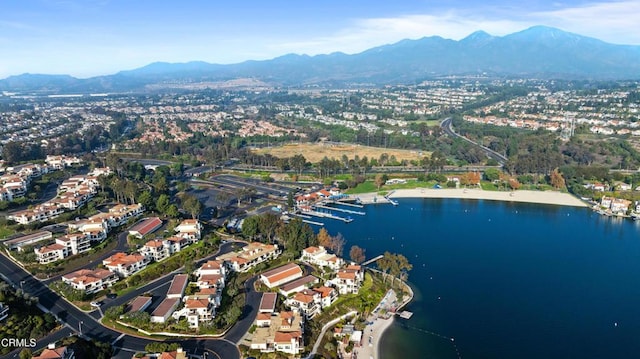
303,210,353,223
326,200,364,208
314,204,366,215
361,254,384,266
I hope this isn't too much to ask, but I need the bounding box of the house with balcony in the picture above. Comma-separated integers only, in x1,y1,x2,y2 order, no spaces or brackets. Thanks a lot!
61,268,118,294
250,310,304,355
216,242,280,272
34,243,68,264
172,298,215,328
300,246,344,271
174,219,202,243
140,239,170,262
103,252,149,278
285,289,321,318
329,265,364,295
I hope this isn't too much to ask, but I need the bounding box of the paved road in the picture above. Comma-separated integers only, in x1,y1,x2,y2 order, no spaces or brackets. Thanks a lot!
0,241,245,359
440,117,508,166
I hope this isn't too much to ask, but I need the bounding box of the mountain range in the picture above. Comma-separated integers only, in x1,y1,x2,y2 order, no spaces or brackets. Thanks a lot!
2,26,640,93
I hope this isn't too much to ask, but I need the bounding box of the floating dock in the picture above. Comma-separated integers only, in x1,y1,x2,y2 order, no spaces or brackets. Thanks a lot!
398,311,413,319
315,204,365,215
304,210,353,223
326,200,364,208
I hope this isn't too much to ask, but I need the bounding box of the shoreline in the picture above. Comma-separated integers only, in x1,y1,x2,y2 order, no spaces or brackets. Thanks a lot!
356,188,588,208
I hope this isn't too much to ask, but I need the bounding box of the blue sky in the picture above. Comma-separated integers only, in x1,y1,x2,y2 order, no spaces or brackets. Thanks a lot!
1,0,639,78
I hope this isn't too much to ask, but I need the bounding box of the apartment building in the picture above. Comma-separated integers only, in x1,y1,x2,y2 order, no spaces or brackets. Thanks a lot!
103,252,149,278
216,242,280,272
61,269,118,294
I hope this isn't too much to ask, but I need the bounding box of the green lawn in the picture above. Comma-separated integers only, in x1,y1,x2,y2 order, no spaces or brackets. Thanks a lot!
0,227,15,240
345,181,377,194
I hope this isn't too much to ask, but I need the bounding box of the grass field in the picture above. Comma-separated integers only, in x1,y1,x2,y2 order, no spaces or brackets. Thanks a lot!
253,142,428,163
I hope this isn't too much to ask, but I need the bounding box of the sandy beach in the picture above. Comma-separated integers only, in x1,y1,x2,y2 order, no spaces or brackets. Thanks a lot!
358,188,588,207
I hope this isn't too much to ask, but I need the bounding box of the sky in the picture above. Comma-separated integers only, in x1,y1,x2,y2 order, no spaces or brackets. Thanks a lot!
1,0,640,78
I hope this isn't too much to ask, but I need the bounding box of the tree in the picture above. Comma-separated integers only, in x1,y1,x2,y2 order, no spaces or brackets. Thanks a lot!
156,194,171,214
331,233,346,257
258,213,280,242
349,245,366,264
317,228,332,248
550,168,566,189
484,168,501,182
290,154,307,175
137,190,154,211
374,173,388,190
241,216,260,240
181,193,203,219
287,190,295,209
19,349,32,359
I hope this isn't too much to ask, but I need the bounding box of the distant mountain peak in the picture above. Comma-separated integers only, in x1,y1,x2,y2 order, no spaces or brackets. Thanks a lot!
462,30,493,41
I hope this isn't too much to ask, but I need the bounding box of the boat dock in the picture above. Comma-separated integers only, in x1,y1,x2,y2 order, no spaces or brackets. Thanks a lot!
398,311,413,319
314,204,366,215
326,200,364,208
302,219,324,226
304,210,353,223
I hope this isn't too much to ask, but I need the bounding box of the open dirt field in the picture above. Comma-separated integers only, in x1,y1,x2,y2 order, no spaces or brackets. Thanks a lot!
253,143,428,163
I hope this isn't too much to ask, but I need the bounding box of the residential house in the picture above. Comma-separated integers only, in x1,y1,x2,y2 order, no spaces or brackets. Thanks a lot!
216,242,280,272
300,246,343,271
172,298,214,328
34,243,68,264
285,289,321,318
140,240,170,262
329,265,364,295
260,263,303,288
611,198,632,214
314,286,338,308
61,269,118,294
103,252,149,277
250,310,304,355
32,343,75,359
174,219,202,243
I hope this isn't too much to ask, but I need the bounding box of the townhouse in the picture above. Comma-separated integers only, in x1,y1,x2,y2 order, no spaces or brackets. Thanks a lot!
300,246,344,271
34,233,91,264
174,219,202,243
250,308,304,355
103,252,149,278
172,298,215,328
216,242,280,272
285,289,321,319
62,269,118,294
329,265,364,295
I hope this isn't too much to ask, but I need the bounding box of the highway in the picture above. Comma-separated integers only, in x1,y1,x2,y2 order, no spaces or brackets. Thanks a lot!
440,117,508,166
0,241,248,359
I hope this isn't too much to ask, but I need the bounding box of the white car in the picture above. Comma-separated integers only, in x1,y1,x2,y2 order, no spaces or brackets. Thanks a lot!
90,301,101,307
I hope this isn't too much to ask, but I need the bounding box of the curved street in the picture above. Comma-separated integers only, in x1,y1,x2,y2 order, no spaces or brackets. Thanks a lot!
0,240,254,359
440,117,508,166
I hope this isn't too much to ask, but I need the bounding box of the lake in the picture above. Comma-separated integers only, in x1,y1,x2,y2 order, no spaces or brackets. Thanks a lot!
322,197,640,359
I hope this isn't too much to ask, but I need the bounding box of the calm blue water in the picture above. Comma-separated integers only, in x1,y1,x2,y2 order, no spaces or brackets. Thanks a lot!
321,198,640,359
